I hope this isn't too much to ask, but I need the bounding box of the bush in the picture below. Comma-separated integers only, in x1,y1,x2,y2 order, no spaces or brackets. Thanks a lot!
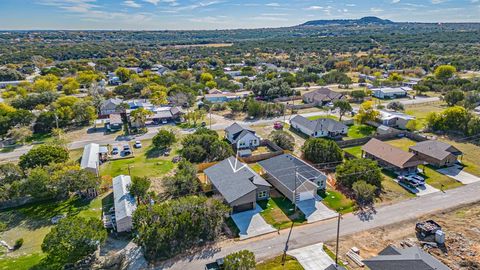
302,138,343,164
269,130,295,151
14,238,23,250
0,221,7,232
336,158,382,189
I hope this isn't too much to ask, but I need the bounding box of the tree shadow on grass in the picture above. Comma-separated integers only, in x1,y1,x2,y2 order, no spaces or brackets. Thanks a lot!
145,147,164,159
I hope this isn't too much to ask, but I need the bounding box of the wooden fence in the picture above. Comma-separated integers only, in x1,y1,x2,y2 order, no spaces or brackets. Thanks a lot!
240,139,284,163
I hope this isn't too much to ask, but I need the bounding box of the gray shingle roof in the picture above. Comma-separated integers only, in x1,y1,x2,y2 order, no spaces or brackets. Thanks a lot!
204,157,270,203
291,115,347,134
225,122,245,135
364,245,451,270
303,87,344,103
258,154,326,192
410,141,462,161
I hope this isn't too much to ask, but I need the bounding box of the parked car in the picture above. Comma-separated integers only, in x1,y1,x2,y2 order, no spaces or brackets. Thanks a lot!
111,147,119,155
123,144,131,151
134,141,142,148
273,121,283,130
409,174,425,183
398,176,420,187
123,145,132,155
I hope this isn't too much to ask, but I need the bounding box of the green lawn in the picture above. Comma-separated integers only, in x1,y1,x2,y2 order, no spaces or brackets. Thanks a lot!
343,146,362,158
0,193,110,267
307,115,339,121
437,137,480,176
346,124,375,139
319,189,355,214
258,197,306,230
256,255,304,270
100,139,175,178
379,171,416,203
384,137,417,151
420,165,463,190
405,102,446,128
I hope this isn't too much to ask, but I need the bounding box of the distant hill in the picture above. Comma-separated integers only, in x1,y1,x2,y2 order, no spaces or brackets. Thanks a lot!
300,16,395,27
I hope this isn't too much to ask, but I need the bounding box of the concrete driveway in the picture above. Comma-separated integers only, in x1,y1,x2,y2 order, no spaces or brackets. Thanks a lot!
297,197,337,223
287,243,336,270
437,165,480,184
230,204,276,240
397,180,440,196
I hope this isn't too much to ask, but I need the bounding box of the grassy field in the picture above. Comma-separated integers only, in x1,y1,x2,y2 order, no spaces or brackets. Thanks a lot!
437,137,480,176
100,139,175,179
319,188,355,214
0,193,111,268
307,115,339,121
384,137,417,151
346,124,375,139
256,255,304,270
343,146,362,158
404,101,447,128
258,196,306,230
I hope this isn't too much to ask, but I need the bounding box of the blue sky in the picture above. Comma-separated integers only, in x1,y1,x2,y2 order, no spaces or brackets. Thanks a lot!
0,0,479,30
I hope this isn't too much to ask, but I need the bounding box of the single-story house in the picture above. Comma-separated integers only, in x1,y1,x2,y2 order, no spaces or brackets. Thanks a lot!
112,175,137,232
362,138,424,175
147,106,184,124
258,154,327,203
99,98,124,117
363,245,450,270
409,140,462,167
204,157,271,212
106,114,123,132
302,87,346,106
225,122,261,149
80,143,106,175
290,115,348,138
378,110,415,129
151,64,169,75
372,87,408,99
204,91,250,103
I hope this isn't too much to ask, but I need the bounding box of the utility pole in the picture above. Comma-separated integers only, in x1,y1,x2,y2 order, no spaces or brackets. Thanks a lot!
335,213,342,267
281,222,295,265
127,165,132,176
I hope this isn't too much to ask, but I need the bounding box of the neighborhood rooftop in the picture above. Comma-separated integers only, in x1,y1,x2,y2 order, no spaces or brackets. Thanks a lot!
409,140,462,161
204,157,270,203
291,115,347,134
258,153,325,192
362,138,424,169
112,175,137,232
80,143,99,171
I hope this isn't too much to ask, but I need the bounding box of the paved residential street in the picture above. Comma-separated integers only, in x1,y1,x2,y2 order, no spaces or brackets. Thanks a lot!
160,181,480,270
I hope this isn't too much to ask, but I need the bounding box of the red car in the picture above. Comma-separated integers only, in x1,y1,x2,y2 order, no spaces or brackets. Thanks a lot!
273,121,283,130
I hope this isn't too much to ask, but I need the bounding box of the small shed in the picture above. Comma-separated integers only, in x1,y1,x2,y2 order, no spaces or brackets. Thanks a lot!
80,143,100,175
112,175,137,232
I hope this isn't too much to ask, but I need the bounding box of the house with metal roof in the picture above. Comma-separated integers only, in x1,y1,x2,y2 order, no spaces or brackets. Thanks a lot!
362,138,424,175
112,175,137,233
378,110,415,129
80,143,100,175
258,154,327,202
409,140,462,167
363,245,450,270
290,115,348,138
372,87,409,99
224,122,261,150
204,157,271,212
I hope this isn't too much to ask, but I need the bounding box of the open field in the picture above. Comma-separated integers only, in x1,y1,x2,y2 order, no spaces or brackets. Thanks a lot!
404,101,447,128
325,203,480,270
384,137,417,151
436,136,480,176
0,193,111,268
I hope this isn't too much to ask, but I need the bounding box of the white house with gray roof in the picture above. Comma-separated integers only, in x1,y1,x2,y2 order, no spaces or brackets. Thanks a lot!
258,154,327,203
224,122,261,149
80,143,100,175
112,175,137,233
290,115,348,138
204,157,271,212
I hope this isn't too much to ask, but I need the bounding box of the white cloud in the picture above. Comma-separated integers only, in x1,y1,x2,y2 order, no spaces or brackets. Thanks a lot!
304,5,323,10
123,0,142,8
431,0,447,4
370,7,384,13
392,0,400,3
143,0,160,4
346,4,356,6
260,13,287,16
265,2,280,7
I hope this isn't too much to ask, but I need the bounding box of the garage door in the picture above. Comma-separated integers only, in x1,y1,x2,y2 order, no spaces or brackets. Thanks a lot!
298,191,314,201
233,202,254,213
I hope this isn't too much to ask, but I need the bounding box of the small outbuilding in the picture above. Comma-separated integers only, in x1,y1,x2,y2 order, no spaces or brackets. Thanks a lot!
112,175,137,233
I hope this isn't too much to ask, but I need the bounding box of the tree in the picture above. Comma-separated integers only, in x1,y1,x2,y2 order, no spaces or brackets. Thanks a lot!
434,65,456,82
115,67,132,83
352,180,377,205
62,77,80,95
269,130,294,151
355,101,380,124
386,101,405,111
132,196,229,260
405,119,420,131
200,72,214,84
336,158,383,189
41,216,107,267
209,140,234,161
72,100,97,124
333,100,352,121
24,167,53,198
227,100,244,115
182,145,207,163
152,130,176,150
33,78,57,92
52,165,98,195
128,176,151,203
302,138,343,164
427,106,469,134
351,90,366,102
8,126,32,144
444,90,464,106
130,108,153,129
224,250,256,270
19,144,69,170
163,161,200,197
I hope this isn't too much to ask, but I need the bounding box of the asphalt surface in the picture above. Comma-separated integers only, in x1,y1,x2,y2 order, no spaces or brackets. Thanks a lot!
160,181,480,270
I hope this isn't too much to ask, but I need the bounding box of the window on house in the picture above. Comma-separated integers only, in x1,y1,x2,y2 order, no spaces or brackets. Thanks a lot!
258,191,267,198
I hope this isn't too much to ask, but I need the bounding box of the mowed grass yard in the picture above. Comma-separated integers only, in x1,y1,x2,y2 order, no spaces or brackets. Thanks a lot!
256,255,304,270
343,145,362,158
404,101,447,128
258,195,306,230
346,124,375,139
437,136,480,176
307,115,339,121
0,193,112,270
319,188,355,214
100,139,175,178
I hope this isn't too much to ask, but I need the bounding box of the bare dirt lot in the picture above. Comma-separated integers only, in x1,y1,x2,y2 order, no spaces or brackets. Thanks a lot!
326,203,480,270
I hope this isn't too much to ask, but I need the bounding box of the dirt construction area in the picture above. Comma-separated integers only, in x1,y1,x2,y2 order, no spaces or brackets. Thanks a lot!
326,203,480,270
